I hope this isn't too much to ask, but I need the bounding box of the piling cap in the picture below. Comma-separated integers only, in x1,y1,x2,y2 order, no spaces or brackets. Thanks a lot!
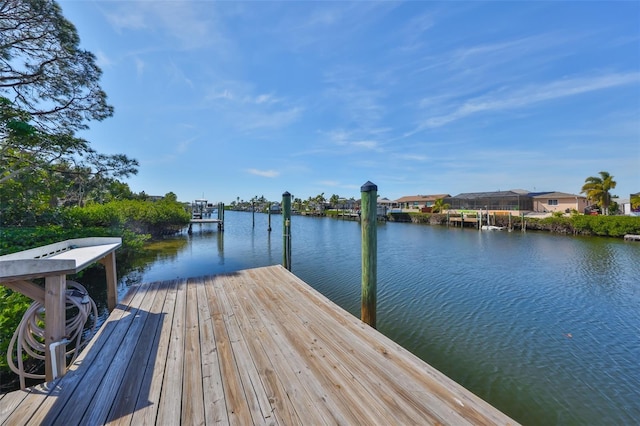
282,191,291,197
360,181,377,192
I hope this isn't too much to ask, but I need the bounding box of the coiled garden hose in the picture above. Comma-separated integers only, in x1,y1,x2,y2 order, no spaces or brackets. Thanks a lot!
7,281,98,389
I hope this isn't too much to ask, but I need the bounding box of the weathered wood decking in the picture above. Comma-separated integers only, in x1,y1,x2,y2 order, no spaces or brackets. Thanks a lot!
0,265,517,425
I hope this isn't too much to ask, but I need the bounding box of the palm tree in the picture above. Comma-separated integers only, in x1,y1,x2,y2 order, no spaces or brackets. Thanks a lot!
431,198,450,213
581,171,617,215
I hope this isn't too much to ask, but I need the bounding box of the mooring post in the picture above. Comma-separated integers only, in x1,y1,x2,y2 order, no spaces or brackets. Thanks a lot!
282,191,292,271
268,203,272,232
252,201,255,228
361,181,377,328
218,202,224,231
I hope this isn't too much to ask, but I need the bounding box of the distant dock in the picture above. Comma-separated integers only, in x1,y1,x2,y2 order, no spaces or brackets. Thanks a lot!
0,265,518,425
189,201,224,233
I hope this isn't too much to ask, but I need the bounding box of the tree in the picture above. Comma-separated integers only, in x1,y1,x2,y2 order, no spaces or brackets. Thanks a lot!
314,192,326,212
0,0,113,133
0,1,138,223
581,171,617,215
431,198,450,213
329,194,340,209
0,98,137,219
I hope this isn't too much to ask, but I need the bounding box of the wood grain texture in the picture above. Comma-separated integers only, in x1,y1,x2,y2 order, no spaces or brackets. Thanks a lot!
2,265,518,426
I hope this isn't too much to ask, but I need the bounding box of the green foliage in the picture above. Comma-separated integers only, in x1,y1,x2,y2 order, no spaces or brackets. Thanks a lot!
0,1,113,132
62,198,191,236
0,288,31,371
0,225,147,257
570,215,640,237
432,198,450,214
581,171,617,215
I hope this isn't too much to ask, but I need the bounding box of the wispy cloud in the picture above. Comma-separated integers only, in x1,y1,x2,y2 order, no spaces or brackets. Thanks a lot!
94,50,113,68
134,57,145,77
246,169,280,178
415,72,640,130
245,107,303,130
103,2,222,50
394,153,429,161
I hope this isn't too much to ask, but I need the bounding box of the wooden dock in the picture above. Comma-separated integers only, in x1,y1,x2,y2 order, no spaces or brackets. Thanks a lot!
0,265,518,425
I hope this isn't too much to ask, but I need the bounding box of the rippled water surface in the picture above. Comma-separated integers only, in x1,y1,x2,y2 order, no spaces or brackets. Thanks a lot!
121,211,640,425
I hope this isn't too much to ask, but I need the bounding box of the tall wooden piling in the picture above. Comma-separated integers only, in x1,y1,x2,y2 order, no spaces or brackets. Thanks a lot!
361,181,377,328
218,202,224,231
282,191,292,271
268,203,272,232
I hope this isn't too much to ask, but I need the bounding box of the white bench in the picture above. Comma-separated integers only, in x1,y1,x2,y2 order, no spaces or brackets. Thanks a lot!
0,237,122,381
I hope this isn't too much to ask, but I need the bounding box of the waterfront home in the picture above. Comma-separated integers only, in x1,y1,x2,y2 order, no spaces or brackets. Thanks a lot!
395,194,450,211
530,192,588,214
443,191,533,212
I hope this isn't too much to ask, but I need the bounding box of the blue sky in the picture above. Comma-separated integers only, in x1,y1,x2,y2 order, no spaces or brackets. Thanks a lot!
59,1,639,204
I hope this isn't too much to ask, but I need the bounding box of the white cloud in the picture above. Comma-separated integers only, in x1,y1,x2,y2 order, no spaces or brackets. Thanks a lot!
103,2,222,50
134,57,145,77
246,169,280,178
417,72,640,130
245,107,303,130
95,50,113,68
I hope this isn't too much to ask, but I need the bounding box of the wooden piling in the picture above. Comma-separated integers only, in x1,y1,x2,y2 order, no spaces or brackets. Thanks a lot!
268,203,272,232
361,181,377,328
282,191,292,271
218,202,224,231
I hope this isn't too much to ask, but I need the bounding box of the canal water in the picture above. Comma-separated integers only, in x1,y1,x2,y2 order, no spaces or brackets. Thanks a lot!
115,211,640,425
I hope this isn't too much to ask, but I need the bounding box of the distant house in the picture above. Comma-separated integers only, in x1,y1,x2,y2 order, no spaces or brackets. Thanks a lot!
377,197,397,209
270,202,281,213
530,192,588,214
443,191,533,212
395,194,450,211
336,198,359,211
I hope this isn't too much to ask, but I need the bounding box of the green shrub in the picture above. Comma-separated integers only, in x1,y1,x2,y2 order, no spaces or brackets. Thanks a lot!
0,288,31,372
571,215,640,237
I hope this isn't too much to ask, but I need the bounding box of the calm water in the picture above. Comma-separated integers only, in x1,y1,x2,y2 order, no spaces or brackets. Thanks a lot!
116,211,640,425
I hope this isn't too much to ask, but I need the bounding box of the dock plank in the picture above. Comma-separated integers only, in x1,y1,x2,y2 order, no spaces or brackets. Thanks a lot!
1,265,518,426
205,277,254,425
195,279,228,425
128,278,179,425
182,278,205,425
104,280,168,425
156,279,187,425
